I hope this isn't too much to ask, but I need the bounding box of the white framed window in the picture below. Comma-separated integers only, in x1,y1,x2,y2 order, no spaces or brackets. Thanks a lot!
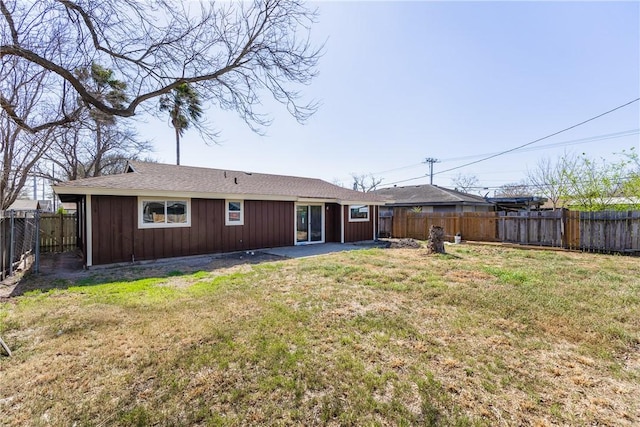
225,200,244,226
349,204,369,222
138,198,191,228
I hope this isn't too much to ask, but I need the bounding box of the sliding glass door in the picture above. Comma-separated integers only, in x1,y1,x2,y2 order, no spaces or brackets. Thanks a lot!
296,205,323,243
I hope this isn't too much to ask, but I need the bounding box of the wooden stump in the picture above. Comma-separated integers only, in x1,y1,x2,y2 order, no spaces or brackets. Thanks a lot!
426,225,445,254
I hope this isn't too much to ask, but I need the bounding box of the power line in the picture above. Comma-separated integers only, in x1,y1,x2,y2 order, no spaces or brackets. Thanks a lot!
434,98,640,176
439,129,639,163
382,98,640,187
370,162,424,175
338,128,638,185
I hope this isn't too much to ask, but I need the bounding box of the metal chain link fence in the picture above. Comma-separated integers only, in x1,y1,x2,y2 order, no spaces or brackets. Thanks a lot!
1,210,40,281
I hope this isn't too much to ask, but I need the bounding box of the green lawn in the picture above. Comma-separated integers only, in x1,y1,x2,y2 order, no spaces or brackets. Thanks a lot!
1,245,639,426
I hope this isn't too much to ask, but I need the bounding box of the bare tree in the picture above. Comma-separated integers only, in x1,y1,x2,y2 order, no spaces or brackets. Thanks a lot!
37,63,153,182
450,173,479,194
1,0,322,133
526,156,570,210
351,173,383,192
41,124,152,182
0,58,56,209
494,181,532,198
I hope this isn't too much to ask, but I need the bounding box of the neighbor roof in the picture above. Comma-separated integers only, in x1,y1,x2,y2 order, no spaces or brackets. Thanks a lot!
53,161,387,205
7,199,41,211
373,185,492,206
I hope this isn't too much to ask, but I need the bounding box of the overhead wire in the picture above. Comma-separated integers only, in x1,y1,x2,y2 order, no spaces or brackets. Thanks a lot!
439,129,639,163
433,98,640,177
382,98,640,187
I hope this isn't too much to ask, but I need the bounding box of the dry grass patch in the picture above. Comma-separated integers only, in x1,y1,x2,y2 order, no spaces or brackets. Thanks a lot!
1,245,639,425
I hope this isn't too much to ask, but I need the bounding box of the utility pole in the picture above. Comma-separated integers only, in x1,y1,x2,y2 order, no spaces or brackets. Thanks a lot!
423,157,440,185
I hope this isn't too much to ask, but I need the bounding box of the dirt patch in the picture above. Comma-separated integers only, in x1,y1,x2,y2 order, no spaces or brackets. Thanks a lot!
382,238,423,249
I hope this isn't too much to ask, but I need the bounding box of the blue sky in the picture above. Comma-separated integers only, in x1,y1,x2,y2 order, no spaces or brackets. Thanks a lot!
135,1,640,193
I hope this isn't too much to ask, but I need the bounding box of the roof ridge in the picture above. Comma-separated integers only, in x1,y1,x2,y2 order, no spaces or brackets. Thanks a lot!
129,161,328,182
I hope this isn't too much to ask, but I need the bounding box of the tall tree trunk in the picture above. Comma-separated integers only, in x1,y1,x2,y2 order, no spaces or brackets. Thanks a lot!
94,122,103,176
175,126,180,166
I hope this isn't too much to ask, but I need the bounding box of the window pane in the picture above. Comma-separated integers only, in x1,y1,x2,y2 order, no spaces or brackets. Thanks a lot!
296,205,308,242
310,205,322,241
143,201,165,223
167,201,187,223
227,200,243,224
350,205,368,220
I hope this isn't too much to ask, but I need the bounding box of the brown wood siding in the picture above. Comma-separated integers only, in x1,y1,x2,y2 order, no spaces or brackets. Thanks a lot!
91,195,136,265
325,203,341,243
242,200,294,249
343,205,375,242
91,196,295,265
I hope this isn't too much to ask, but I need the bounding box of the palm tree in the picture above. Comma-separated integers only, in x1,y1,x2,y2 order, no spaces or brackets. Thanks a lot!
159,83,203,165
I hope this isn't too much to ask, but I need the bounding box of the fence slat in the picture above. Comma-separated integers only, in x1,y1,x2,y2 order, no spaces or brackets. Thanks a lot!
39,213,77,253
383,208,639,254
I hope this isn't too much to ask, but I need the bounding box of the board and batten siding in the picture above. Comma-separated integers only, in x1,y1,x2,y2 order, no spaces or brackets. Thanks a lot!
90,195,294,265
343,205,376,243
324,203,341,243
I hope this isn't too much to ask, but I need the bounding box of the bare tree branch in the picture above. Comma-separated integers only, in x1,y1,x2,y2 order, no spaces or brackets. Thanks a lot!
351,173,384,192
450,173,480,194
1,0,322,132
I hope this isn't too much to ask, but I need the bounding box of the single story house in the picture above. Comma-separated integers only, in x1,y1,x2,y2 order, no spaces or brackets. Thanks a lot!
372,185,495,238
373,185,495,213
53,161,387,267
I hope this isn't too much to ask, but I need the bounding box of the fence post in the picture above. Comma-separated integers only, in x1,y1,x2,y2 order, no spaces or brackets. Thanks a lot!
9,210,15,277
34,210,40,273
560,209,567,249
59,212,64,253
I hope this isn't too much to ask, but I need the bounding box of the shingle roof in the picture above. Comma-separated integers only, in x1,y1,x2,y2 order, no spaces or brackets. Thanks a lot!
54,161,386,204
373,185,492,206
7,199,41,210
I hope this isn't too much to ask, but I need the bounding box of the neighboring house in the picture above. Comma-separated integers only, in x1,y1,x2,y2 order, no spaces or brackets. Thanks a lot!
373,185,495,214
7,199,41,213
53,161,386,267
373,185,494,237
6,199,41,218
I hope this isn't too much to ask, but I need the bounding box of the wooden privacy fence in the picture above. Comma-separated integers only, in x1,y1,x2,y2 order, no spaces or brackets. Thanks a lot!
39,213,77,253
386,209,640,254
497,210,579,248
577,211,640,253
391,211,500,242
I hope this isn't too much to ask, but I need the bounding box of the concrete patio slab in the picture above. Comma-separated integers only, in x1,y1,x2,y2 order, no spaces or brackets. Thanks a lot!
262,241,383,258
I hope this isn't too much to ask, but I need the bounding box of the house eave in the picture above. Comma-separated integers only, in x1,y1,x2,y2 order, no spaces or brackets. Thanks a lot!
52,186,386,205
